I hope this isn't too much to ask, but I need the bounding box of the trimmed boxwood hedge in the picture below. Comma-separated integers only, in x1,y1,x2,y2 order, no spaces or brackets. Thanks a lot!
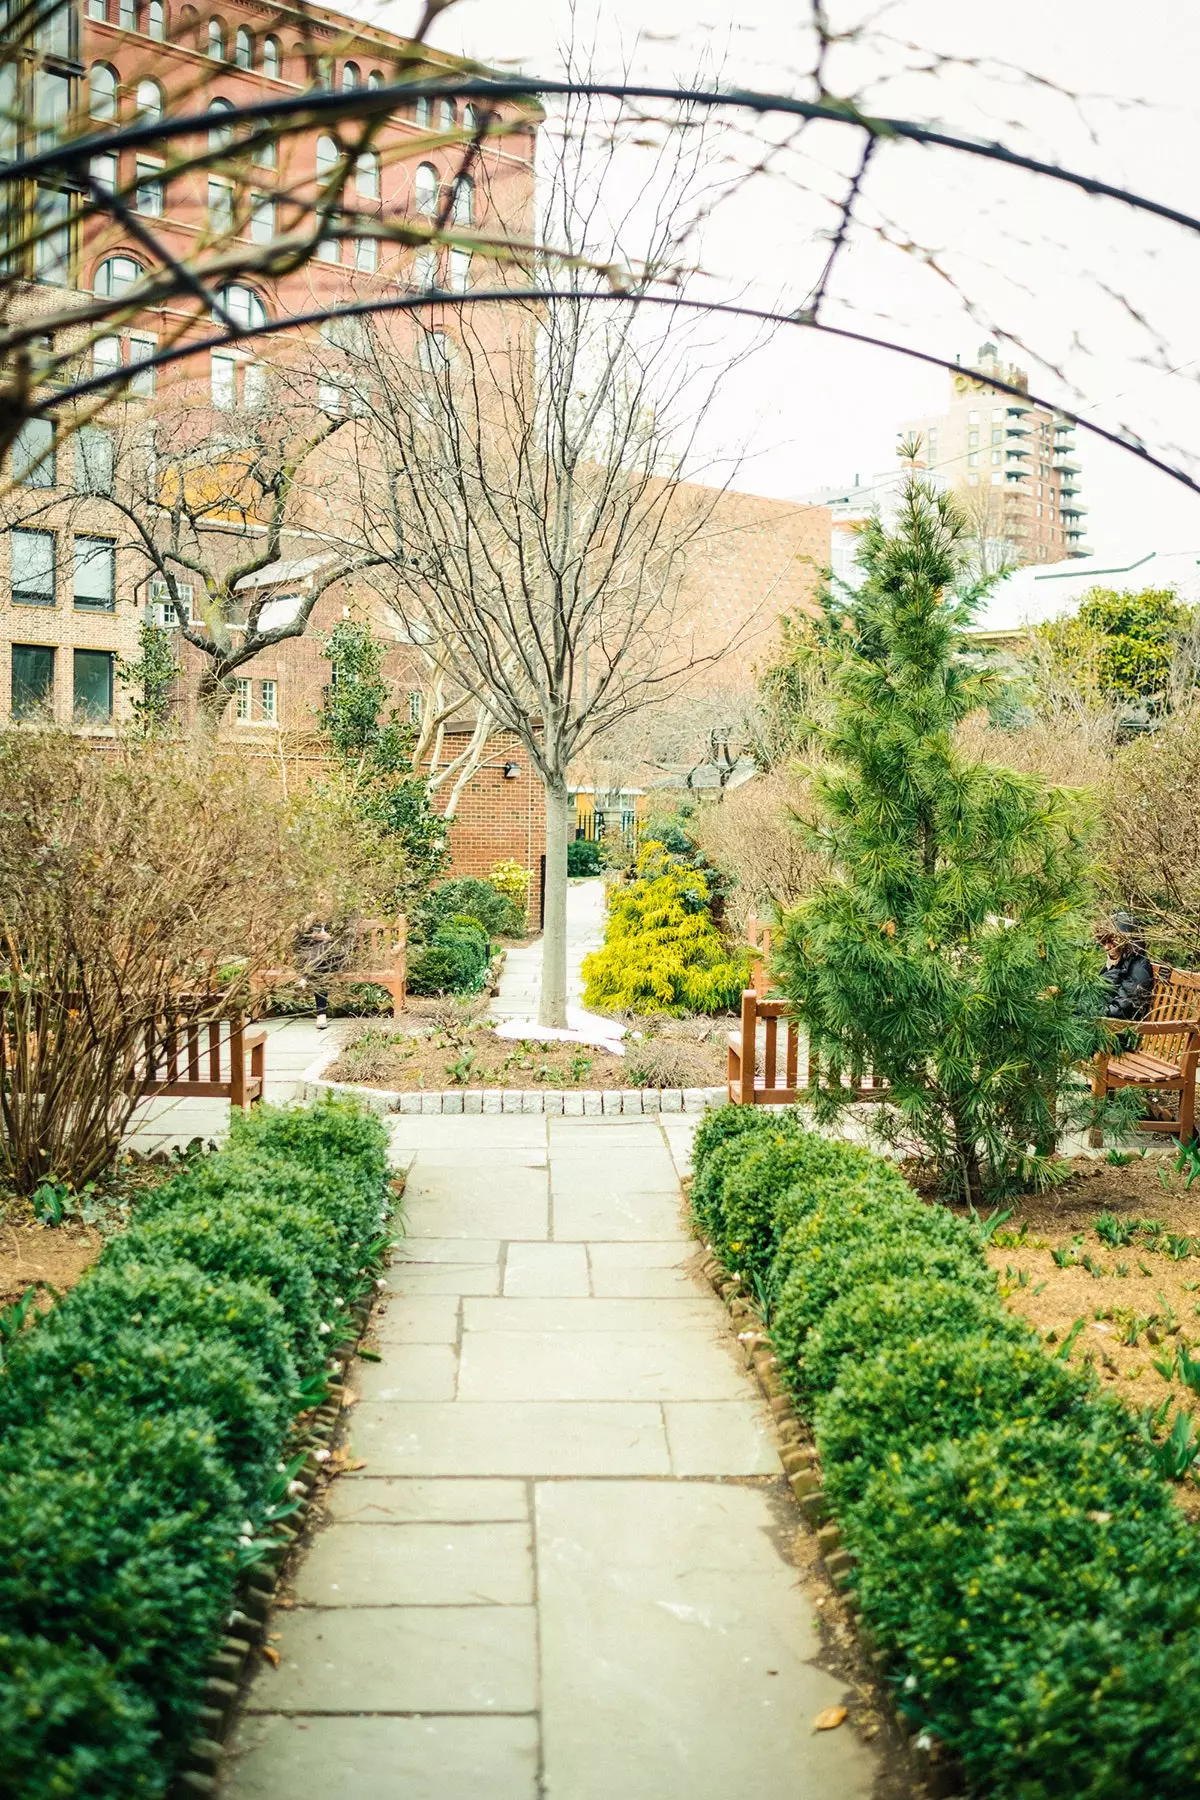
0,1097,392,1800
693,1109,1200,1798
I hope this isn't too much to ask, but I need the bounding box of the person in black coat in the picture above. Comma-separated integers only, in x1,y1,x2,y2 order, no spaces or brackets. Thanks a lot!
1096,912,1155,1022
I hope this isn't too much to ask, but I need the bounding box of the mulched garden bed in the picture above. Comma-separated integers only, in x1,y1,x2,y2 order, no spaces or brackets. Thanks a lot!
327,1012,732,1092
0,1153,184,1315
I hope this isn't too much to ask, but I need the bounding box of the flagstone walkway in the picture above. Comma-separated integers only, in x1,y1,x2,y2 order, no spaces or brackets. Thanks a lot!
221,1108,879,1800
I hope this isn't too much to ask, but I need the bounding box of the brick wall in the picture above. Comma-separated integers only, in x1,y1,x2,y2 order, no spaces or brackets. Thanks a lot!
424,729,547,917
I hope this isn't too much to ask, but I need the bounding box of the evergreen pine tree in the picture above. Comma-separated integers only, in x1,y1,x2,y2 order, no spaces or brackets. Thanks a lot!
776,476,1105,1204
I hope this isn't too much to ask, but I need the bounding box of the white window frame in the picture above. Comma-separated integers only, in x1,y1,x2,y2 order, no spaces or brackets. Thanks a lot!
135,156,164,217
235,676,252,721
259,678,278,724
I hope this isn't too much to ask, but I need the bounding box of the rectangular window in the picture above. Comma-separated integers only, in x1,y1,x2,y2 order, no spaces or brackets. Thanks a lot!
73,536,116,611
34,70,71,153
75,426,115,494
967,430,979,448
967,452,978,467
135,159,163,217
254,139,276,169
207,179,234,234
990,449,1001,465
355,233,378,272
236,677,252,721
408,690,422,723
87,0,108,17
12,417,56,487
316,235,340,263
12,643,55,719
118,0,136,25
243,361,266,408
449,248,471,292
93,334,122,381
35,3,74,56
250,195,275,243
211,353,236,410
413,249,438,290
11,529,56,606
33,186,71,285
89,153,118,192
259,678,277,723
318,382,342,415
73,649,114,722
128,331,157,395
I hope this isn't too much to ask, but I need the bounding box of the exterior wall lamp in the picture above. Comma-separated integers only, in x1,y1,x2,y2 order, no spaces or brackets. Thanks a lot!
503,760,521,779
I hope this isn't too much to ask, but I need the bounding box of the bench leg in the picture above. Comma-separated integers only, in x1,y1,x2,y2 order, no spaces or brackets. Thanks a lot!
1180,1056,1197,1144
250,1034,265,1107
1089,1057,1108,1149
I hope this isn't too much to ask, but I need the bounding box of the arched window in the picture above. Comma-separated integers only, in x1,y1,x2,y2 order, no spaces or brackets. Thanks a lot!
415,95,430,127
367,68,383,90
262,34,280,77
147,0,165,38
414,162,438,214
316,134,339,177
217,283,267,329
208,96,234,150
89,64,118,122
94,254,144,296
463,103,479,133
438,98,454,131
235,25,253,67
341,60,358,90
135,78,162,121
356,150,379,200
207,17,225,59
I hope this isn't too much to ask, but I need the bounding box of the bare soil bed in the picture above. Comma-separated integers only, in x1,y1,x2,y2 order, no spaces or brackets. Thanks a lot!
959,1150,1200,1485
0,1155,176,1315
328,1012,732,1092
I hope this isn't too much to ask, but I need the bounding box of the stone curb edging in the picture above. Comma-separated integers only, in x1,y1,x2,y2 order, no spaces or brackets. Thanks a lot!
300,1058,728,1117
171,1178,405,1798
694,1231,967,1800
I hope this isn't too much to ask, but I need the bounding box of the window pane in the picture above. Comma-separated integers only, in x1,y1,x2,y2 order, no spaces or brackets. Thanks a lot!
34,187,70,284
263,36,279,77
414,163,438,213
250,195,275,243
75,427,115,494
35,4,72,58
118,0,136,27
73,536,116,609
355,233,378,272
148,0,164,38
211,353,236,409
12,644,54,719
438,99,454,130
136,79,162,121
128,332,157,395
93,334,122,378
236,677,251,721
236,27,253,67
209,99,234,150
89,153,118,192
89,64,117,122
413,248,438,290
11,529,56,605
415,96,430,127
136,159,163,216
208,179,233,233
259,678,277,721
449,248,470,292
35,64,72,146
254,137,276,168
73,650,114,722
316,134,339,176
243,361,266,408
88,0,108,18
452,177,473,224
356,152,379,199
12,418,55,487
316,236,339,263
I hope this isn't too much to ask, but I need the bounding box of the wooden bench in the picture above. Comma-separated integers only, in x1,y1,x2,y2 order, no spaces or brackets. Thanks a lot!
1090,963,1200,1144
133,1004,266,1111
726,987,887,1106
255,917,408,1020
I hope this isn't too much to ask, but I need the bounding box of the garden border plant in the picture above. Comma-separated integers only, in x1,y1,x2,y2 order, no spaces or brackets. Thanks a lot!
0,1096,399,1800
690,1106,1200,1800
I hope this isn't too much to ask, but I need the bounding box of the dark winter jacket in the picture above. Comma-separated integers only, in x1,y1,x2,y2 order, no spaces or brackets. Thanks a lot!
1099,946,1155,1021
294,922,351,979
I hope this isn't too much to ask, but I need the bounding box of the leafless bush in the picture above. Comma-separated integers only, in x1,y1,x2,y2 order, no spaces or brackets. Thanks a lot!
1100,703,1200,966
624,1035,715,1090
692,769,829,933
337,1025,410,1085
956,711,1103,791
0,732,314,1194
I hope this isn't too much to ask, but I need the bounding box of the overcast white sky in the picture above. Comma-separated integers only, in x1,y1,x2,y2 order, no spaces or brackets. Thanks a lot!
374,0,1200,561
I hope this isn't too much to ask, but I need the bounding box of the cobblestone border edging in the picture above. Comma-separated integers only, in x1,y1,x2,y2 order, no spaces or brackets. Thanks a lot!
694,1234,966,1800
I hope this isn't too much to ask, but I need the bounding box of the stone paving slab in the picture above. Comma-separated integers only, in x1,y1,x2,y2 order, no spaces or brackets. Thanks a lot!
402,1195,550,1241
464,1296,718,1333
292,1520,534,1606
457,1327,749,1404
537,1482,877,1800
663,1401,782,1477
350,1400,673,1476
227,1715,539,1800
355,1343,458,1402
587,1240,702,1297
324,1477,529,1525
373,1295,461,1344
502,1241,590,1296
394,1237,504,1264
553,1189,688,1243
251,1605,537,1713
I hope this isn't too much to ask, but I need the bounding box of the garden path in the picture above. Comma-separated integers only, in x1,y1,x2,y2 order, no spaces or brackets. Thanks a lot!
489,876,606,1019
221,1109,879,1800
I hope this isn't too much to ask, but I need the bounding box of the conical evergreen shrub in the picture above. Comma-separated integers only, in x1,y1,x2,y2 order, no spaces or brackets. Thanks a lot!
775,476,1106,1202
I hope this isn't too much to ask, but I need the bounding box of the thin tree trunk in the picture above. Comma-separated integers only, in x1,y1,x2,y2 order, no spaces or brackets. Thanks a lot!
195,664,236,729
539,775,571,1029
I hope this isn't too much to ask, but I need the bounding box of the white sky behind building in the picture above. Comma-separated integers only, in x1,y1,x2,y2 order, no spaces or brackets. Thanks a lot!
371,0,1200,564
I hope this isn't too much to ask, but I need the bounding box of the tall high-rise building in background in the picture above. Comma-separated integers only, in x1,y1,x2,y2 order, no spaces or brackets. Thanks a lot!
902,343,1089,566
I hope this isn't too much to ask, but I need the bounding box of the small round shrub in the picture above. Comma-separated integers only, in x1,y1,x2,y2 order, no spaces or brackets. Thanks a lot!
408,917,491,995
800,1275,1006,1400
567,838,605,877
418,877,523,938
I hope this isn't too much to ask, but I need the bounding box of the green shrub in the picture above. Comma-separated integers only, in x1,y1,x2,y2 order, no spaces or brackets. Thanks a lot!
407,916,491,996
0,1097,391,1799
417,877,523,939
581,840,748,1017
567,838,605,877
689,1107,1200,1796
